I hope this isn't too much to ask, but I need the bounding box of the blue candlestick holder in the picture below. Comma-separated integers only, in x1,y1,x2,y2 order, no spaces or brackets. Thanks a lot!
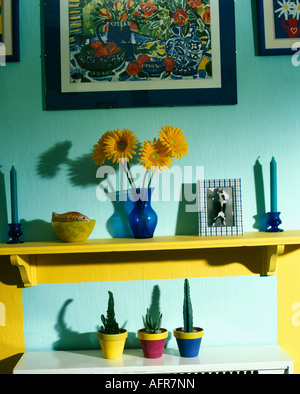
266,212,283,233
7,223,24,244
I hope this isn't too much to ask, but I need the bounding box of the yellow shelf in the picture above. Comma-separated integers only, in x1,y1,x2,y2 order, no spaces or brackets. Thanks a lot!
2,230,300,255
1,230,300,287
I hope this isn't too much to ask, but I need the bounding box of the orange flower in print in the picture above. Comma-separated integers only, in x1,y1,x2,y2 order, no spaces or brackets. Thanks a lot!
140,0,157,17
203,8,210,23
98,8,111,19
188,0,203,9
172,9,188,25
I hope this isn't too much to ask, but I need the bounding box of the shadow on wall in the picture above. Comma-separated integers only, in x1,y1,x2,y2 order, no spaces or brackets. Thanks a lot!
52,285,171,351
253,157,268,231
36,141,133,239
53,299,99,351
175,183,199,235
0,168,9,242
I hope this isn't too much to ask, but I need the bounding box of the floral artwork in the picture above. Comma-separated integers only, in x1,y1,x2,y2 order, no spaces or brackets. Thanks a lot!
68,0,211,84
273,0,300,39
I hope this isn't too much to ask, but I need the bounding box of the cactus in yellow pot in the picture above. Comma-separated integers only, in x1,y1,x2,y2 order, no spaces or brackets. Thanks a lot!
97,291,128,359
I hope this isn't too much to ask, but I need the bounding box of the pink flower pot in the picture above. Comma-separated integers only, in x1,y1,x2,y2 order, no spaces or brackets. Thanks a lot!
137,328,168,359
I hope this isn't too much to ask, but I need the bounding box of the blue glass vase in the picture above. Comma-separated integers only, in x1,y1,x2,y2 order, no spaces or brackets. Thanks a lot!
129,188,158,239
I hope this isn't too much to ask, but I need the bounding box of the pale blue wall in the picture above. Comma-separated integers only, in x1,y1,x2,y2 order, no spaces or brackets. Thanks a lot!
1,1,299,351
23,277,277,351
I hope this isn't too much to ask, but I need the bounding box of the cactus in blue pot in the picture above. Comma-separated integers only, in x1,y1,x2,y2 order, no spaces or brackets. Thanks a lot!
183,278,193,333
174,278,204,358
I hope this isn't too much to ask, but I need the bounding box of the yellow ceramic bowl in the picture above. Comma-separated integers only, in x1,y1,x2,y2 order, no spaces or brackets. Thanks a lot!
52,220,96,243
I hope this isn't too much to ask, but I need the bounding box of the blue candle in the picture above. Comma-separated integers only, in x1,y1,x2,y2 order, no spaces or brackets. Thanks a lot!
270,156,277,213
10,163,18,224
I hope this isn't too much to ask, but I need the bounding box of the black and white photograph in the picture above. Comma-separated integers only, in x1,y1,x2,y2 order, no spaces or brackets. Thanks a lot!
197,179,243,236
206,187,234,228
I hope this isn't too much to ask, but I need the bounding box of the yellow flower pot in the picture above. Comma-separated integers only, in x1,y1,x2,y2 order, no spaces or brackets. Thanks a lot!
97,329,128,359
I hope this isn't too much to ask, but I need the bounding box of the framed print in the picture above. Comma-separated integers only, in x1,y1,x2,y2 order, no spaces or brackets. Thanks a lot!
257,0,300,55
43,0,237,110
197,178,243,236
0,0,20,62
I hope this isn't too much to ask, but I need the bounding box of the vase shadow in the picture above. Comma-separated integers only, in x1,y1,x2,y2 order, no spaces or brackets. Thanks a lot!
106,190,134,238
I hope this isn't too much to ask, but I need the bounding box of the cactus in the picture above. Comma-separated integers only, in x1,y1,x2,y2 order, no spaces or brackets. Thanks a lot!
100,291,120,334
183,279,193,333
142,308,162,334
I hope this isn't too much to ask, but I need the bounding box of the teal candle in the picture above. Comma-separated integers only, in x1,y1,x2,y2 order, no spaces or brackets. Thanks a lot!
270,156,277,213
10,164,18,224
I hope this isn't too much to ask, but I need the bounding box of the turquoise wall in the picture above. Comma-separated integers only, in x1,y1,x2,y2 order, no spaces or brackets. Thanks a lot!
23,277,277,351
1,1,299,351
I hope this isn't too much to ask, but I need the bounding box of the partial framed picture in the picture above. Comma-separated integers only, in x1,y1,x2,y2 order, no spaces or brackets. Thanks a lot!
257,0,300,55
43,0,237,110
197,178,243,236
0,0,19,62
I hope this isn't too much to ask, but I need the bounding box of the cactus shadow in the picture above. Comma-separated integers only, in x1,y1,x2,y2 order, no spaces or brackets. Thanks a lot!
53,299,99,351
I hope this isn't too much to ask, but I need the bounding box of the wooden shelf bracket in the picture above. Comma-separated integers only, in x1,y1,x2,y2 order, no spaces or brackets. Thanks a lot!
10,255,37,287
261,244,285,276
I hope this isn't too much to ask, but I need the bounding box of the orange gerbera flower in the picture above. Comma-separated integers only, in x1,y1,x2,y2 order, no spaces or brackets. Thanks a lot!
159,126,188,159
92,131,114,166
103,128,138,164
139,138,173,173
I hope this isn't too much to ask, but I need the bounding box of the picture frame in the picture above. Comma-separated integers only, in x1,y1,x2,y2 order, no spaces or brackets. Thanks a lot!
0,0,20,62
257,0,300,55
197,178,243,236
43,0,237,110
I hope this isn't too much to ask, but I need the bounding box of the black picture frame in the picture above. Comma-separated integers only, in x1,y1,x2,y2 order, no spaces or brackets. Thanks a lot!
43,0,237,110
0,0,20,62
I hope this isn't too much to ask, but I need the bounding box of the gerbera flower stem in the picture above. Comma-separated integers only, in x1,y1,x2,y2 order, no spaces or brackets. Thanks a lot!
148,172,155,188
120,160,136,190
126,160,137,189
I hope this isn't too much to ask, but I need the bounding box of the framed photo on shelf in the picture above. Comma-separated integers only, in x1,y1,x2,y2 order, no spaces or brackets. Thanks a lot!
43,0,237,110
257,0,300,55
197,178,243,236
0,0,20,62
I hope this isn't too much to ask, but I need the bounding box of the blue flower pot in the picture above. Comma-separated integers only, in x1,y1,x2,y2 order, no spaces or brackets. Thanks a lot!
174,327,204,358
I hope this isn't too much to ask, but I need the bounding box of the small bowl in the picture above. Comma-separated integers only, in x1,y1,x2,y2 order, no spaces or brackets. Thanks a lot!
52,220,96,243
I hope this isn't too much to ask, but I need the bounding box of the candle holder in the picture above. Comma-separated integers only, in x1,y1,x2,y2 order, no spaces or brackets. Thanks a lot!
7,223,24,244
266,212,284,233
